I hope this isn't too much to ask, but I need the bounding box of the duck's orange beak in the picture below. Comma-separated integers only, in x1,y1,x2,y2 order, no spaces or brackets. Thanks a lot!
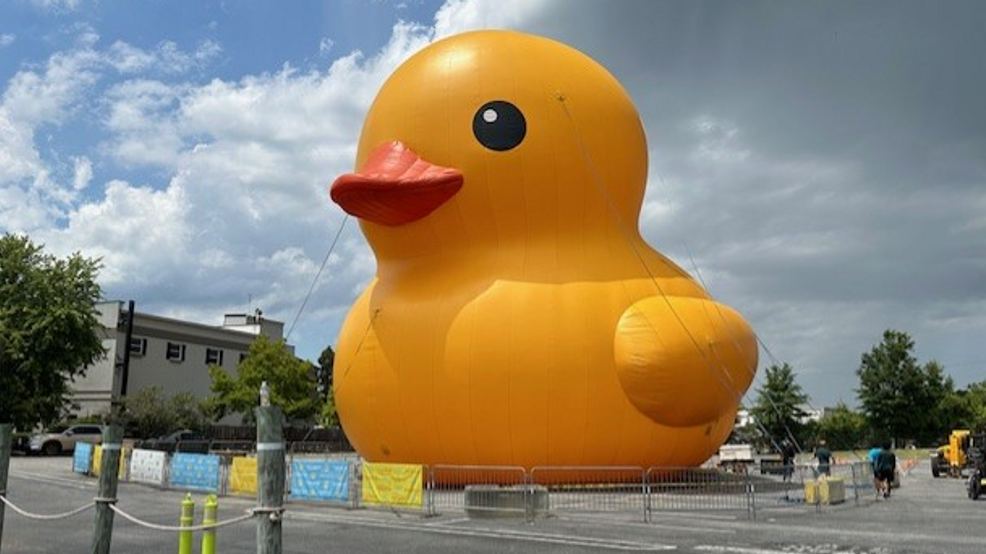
330,141,463,226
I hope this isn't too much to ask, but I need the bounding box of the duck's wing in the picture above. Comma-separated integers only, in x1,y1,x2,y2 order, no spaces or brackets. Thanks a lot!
613,296,758,427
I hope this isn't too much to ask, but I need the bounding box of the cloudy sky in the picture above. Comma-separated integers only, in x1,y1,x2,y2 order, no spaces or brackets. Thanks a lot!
2,0,983,409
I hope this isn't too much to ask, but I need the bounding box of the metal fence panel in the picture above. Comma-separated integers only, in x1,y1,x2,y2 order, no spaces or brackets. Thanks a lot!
530,466,647,521
647,467,753,516
427,465,528,517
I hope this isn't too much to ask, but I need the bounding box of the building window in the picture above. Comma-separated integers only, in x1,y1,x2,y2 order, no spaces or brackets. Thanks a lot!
129,337,147,356
206,348,224,366
166,342,186,362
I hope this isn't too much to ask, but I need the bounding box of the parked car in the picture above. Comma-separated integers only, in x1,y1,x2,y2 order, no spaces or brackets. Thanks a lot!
136,429,209,453
28,424,104,456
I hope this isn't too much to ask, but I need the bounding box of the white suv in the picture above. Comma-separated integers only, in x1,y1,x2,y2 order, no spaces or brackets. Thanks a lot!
28,424,104,456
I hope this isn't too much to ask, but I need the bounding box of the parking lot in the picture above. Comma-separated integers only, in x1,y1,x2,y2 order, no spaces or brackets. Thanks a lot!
3,454,985,553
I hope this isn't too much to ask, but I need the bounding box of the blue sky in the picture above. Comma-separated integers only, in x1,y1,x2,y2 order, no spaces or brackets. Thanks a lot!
2,0,985,409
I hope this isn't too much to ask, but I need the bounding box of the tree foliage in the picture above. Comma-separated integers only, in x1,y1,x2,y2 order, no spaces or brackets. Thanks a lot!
316,345,339,426
207,334,318,423
748,362,809,452
119,386,210,438
960,381,986,433
0,234,105,428
929,379,986,443
856,329,951,445
815,402,868,450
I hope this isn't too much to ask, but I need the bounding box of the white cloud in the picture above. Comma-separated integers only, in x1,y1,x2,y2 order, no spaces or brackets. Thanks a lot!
106,39,222,75
433,0,552,37
101,79,185,167
0,34,15,48
72,156,92,191
0,107,43,185
0,46,101,231
1,48,100,127
41,179,191,285
15,13,446,352
106,42,157,74
29,0,83,11
0,177,58,231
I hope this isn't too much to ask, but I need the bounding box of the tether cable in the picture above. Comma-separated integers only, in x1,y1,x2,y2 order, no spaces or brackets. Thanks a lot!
286,214,350,340
555,93,749,407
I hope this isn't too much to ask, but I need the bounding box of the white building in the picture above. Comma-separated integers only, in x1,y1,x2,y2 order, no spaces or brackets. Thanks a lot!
72,301,289,417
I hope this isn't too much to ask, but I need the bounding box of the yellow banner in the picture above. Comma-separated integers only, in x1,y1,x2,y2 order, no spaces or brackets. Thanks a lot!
361,462,423,508
92,445,126,479
229,456,258,495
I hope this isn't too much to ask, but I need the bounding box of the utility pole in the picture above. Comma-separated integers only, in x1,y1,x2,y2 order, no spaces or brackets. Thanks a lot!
119,300,136,398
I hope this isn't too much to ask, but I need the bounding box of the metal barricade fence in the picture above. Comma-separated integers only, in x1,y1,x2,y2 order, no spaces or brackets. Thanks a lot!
647,467,754,517
846,460,876,504
73,448,882,521
427,465,528,518
744,463,810,516
530,467,648,521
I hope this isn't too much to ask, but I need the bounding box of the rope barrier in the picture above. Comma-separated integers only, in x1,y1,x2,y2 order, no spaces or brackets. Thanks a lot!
0,493,93,520
109,503,257,532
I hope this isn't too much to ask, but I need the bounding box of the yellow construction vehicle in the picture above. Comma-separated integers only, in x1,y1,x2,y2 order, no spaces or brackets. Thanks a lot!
931,430,975,478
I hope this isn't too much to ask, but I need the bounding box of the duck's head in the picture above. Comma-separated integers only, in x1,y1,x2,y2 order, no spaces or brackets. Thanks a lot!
331,30,648,261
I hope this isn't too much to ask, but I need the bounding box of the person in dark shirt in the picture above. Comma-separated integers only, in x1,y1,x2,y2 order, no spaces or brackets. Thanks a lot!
781,439,796,482
875,443,897,498
814,439,832,477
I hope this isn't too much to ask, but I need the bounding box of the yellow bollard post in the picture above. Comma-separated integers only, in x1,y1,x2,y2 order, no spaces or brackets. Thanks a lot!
178,493,194,554
201,494,218,554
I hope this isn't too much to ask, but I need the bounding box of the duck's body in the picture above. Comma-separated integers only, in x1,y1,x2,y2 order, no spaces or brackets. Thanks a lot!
330,31,757,468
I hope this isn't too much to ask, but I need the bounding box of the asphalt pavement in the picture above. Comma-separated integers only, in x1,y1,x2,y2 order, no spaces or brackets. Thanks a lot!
2,454,984,553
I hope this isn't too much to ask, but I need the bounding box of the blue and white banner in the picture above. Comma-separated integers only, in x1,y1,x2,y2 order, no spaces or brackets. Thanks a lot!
169,453,221,492
130,449,168,485
73,442,93,474
290,459,351,502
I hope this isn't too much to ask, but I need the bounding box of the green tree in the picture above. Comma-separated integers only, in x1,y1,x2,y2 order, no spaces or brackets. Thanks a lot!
856,329,950,446
748,362,809,452
815,402,868,450
316,345,338,426
962,381,986,432
119,386,209,438
0,234,105,428
920,360,956,443
207,334,318,423
317,345,335,395
937,380,986,439
120,387,171,438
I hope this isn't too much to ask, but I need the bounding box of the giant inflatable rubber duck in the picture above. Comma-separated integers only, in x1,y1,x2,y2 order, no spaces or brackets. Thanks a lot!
329,30,758,469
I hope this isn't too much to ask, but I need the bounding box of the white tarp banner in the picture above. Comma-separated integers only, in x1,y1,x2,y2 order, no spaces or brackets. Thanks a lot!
130,449,167,485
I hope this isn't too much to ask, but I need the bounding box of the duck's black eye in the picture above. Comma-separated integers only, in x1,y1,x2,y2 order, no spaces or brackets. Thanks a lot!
473,100,526,151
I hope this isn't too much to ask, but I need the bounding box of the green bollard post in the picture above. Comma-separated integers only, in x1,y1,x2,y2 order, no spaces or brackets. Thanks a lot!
201,494,217,554
178,493,194,554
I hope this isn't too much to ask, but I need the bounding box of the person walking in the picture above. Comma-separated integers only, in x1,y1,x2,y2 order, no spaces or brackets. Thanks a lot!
814,439,832,477
875,442,897,498
781,439,797,482
868,444,882,490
